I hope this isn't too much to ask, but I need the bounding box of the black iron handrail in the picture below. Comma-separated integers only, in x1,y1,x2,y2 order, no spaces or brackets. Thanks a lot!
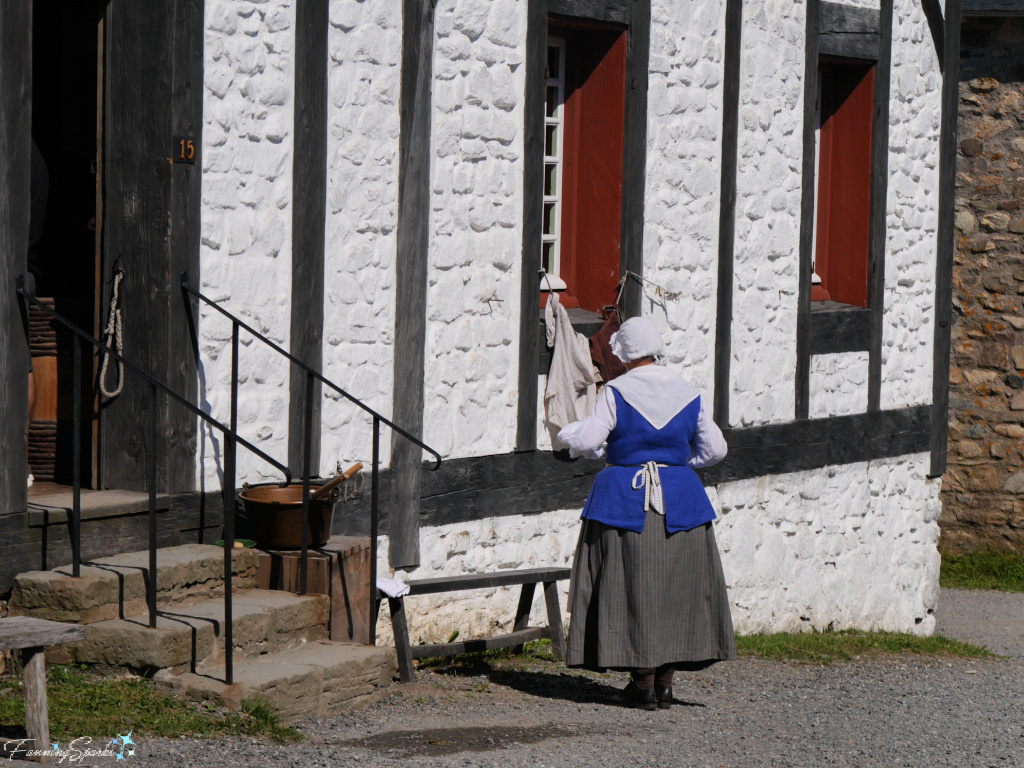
180,272,442,644
17,276,290,686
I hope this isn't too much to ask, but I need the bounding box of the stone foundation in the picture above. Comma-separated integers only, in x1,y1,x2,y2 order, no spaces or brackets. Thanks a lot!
940,17,1024,555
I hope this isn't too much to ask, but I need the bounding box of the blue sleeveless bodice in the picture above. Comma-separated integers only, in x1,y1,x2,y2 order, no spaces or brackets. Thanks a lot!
581,390,717,533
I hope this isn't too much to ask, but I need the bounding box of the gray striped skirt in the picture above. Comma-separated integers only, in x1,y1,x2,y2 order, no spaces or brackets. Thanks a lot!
566,508,736,670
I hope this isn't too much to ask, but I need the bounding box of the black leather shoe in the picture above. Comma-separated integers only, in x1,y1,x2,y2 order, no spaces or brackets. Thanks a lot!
655,684,673,709
617,682,657,711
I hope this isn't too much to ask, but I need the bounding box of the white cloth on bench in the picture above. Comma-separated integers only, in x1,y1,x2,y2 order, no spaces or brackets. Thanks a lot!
377,578,410,598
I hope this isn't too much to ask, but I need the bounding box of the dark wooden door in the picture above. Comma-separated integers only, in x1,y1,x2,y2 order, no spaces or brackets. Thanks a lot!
99,0,202,493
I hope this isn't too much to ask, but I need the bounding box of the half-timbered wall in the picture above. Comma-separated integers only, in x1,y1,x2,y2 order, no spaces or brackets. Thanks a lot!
173,0,954,635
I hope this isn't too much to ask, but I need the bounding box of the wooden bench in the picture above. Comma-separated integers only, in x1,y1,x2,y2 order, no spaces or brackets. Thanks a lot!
0,617,85,762
385,567,571,683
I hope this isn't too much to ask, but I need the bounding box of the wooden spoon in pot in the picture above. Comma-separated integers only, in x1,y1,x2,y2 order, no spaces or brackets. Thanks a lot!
310,462,363,501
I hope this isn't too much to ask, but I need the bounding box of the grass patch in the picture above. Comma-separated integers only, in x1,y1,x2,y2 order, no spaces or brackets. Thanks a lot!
940,550,1024,593
0,666,302,743
736,629,993,664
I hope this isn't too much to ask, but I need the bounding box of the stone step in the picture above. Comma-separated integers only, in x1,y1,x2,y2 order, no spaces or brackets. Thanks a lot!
157,641,397,723
52,589,330,674
9,544,260,624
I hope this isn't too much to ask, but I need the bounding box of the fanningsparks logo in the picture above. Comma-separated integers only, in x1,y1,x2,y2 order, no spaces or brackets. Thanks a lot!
3,732,137,762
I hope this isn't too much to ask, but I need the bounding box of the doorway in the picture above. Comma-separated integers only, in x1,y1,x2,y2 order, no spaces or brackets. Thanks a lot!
28,0,106,491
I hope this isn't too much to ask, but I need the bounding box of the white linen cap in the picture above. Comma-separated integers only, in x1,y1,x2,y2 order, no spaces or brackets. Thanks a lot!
609,317,666,364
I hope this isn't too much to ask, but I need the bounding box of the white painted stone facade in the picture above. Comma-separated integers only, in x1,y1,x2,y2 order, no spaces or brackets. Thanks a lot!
198,0,296,489
188,0,949,636
879,0,942,410
421,0,527,460
320,0,404,474
376,452,942,642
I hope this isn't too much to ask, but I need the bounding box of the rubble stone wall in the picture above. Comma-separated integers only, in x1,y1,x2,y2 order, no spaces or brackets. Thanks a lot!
940,17,1024,554
198,0,296,489
319,0,403,474
421,0,527,460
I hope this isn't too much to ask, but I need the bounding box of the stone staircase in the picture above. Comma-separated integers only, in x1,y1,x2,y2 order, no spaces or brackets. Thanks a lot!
7,544,396,721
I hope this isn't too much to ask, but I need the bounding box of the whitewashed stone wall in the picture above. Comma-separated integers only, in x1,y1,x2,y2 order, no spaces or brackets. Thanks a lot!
879,0,941,410
716,453,941,635
319,0,403,474
376,453,941,642
641,0,727,399
421,0,526,460
198,0,296,489
729,0,807,427
809,351,869,418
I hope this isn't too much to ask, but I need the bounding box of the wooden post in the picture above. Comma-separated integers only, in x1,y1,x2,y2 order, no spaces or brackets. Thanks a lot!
0,0,32,560
511,582,537,653
543,580,566,660
388,597,415,683
22,646,48,763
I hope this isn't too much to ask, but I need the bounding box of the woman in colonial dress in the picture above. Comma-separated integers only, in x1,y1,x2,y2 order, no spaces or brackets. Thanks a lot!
557,317,735,710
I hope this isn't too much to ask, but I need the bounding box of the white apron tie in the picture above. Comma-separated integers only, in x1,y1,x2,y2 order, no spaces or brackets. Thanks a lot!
631,461,666,514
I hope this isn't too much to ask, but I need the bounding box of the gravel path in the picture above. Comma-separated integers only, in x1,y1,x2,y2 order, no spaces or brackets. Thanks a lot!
935,587,1024,659
112,588,1023,767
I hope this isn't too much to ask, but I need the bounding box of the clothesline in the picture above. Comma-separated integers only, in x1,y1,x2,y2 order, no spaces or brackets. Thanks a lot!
618,270,681,303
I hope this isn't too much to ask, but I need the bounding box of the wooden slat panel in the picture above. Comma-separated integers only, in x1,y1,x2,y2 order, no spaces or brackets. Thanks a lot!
100,1,173,491
406,568,571,595
0,617,86,651
810,306,872,355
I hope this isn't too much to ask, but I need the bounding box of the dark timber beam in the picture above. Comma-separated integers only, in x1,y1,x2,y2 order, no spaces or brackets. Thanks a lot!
288,0,329,474
818,2,881,59
795,0,820,420
930,0,962,477
548,0,630,25
391,0,436,568
921,0,945,71
0,0,32,536
867,0,894,410
713,0,743,427
618,0,650,319
517,0,547,452
333,404,934,536
167,0,205,492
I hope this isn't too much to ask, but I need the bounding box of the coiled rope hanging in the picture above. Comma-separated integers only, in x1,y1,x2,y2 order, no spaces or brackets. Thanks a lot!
99,268,125,399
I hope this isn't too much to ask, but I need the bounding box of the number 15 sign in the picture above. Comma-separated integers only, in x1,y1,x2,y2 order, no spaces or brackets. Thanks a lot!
173,136,197,165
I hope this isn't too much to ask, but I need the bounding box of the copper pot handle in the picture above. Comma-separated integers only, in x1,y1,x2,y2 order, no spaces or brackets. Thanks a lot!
310,462,363,501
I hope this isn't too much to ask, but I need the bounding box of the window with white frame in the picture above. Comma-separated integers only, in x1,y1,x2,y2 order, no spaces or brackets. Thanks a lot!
542,37,566,291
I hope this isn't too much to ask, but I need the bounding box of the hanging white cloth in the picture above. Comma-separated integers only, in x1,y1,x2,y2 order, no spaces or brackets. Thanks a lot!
544,292,597,430
631,461,667,514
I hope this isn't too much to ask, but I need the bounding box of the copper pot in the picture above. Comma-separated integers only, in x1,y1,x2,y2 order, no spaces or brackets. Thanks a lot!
239,483,337,549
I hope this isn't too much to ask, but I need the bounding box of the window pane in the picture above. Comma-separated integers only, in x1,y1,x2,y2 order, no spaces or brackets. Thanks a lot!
542,241,556,274
545,124,557,157
543,202,557,236
546,86,559,117
547,46,560,80
545,163,557,197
